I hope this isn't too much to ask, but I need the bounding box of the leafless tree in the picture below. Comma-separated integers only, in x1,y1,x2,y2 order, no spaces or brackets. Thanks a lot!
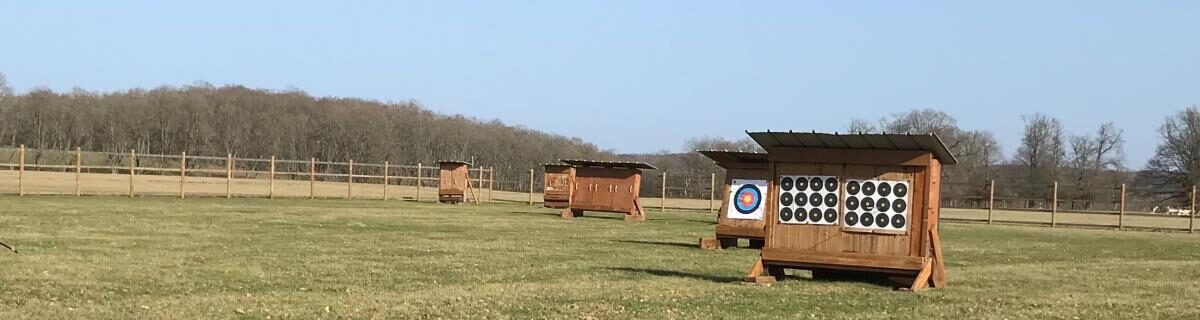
1014,113,1066,185
1144,107,1200,202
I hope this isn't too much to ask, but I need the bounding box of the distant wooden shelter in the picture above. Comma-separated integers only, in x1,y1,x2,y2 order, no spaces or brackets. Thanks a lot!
741,131,956,291
558,159,657,222
437,160,472,204
696,150,770,250
542,164,576,209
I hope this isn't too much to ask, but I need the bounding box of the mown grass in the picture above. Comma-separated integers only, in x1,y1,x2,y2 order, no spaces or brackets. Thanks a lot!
0,196,1197,319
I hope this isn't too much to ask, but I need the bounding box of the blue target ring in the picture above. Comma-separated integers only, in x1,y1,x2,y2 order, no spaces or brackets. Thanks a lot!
733,184,763,214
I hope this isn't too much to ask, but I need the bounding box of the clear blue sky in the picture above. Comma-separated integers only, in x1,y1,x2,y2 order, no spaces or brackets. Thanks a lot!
2,1,1197,167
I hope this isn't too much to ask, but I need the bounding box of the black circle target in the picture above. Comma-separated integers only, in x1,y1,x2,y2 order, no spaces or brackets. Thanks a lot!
780,207,794,222
780,177,794,192
824,193,838,207
808,208,822,223
795,192,809,207
876,198,891,212
793,207,807,222
862,181,876,196
861,197,875,211
845,211,859,226
878,182,892,197
810,177,824,192
780,192,794,206
824,178,838,192
795,177,809,191
808,193,822,207
894,183,908,197
893,199,907,213
891,214,906,229
846,181,861,195
875,213,889,228
860,212,874,226
823,208,837,223
845,197,860,210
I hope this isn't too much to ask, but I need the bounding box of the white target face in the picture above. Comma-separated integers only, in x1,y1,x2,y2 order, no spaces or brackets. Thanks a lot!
778,175,839,225
843,179,910,232
726,179,767,220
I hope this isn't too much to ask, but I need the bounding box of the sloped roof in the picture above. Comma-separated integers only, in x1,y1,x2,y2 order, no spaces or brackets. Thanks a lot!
696,150,769,167
745,131,958,165
559,159,657,170
436,160,472,165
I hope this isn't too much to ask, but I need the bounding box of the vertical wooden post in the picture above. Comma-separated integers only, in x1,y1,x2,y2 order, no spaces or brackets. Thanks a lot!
709,173,716,213
75,147,81,197
269,156,276,199
988,180,995,224
347,160,354,200
383,161,389,201
179,152,187,199
1118,184,1126,230
1050,182,1058,227
17,145,24,196
416,163,423,202
129,149,136,198
309,158,316,199
226,153,232,199
528,169,534,206
1191,185,1197,233
488,166,495,203
661,171,667,212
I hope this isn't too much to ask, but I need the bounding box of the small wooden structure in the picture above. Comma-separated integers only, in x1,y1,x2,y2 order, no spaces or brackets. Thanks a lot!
741,131,956,291
557,159,656,222
437,160,472,204
696,150,770,250
543,164,576,209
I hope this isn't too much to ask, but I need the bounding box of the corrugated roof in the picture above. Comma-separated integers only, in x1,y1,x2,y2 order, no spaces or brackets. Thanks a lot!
436,160,472,165
696,150,769,167
746,131,958,165
559,159,657,170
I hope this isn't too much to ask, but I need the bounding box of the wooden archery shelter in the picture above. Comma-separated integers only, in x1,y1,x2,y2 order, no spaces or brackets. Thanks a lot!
558,159,656,222
437,160,471,204
742,131,956,291
696,150,770,250
543,164,576,209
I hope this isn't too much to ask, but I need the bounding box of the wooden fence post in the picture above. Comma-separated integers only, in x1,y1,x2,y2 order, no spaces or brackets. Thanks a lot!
709,173,716,213
129,149,136,198
661,171,667,212
488,167,495,203
383,161,389,201
226,153,232,199
1191,185,1197,233
75,147,81,196
417,163,423,202
988,180,995,224
269,156,276,199
528,169,534,206
1050,182,1058,227
17,145,24,196
180,152,187,199
309,158,316,199
347,160,354,200
1118,184,1126,230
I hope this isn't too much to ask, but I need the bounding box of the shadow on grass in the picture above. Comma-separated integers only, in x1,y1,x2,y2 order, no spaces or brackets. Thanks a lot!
509,210,560,218
802,269,901,289
607,267,742,283
612,239,697,249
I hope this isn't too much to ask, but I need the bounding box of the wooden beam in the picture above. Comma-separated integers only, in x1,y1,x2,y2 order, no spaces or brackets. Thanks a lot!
129,149,136,198
226,153,232,199
269,156,276,199
347,160,354,200
714,225,765,239
309,158,315,199
17,145,24,196
416,163,422,202
383,161,389,201
661,171,667,212
180,152,187,199
528,169,534,206
910,259,934,291
761,248,927,272
929,227,947,288
709,173,716,213
1051,182,1058,227
74,147,81,196
987,179,995,224
1119,184,1126,230
488,167,495,203
1192,185,1197,233
767,147,933,167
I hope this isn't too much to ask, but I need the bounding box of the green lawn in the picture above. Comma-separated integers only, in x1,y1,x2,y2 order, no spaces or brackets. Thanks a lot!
0,196,1197,319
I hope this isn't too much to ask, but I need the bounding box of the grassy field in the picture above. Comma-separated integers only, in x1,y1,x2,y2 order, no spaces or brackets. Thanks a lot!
0,196,1198,319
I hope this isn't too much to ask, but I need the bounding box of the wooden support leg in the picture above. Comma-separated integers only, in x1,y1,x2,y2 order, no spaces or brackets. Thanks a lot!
929,228,948,288
909,259,934,291
698,238,721,250
561,209,583,219
624,213,645,222
743,257,775,283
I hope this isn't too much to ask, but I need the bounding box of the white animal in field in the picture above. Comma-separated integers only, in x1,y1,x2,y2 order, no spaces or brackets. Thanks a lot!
1156,206,1193,216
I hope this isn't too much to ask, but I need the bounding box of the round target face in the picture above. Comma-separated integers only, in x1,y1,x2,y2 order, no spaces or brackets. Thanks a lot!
875,213,889,228
878,182,892,197
861,197,875,211
862,181,876,196
808,193,822,207
780,177,794,192
795,177,809,191
891,214,906,229
876,198,891,212
845,211,859,226
894,183,908,197
845,197,859,210
892,199,907,213
780,192,794,206
823,208,837,223
780,207,794,222
795,192,809,207
793,208,806,222
860,212,875,226
808,208,822,223
846,181,861,195
824,178,838,192
810,177,824,192
733,184,763,214
823,193,838,207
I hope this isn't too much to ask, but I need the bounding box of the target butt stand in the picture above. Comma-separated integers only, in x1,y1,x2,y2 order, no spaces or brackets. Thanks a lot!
695,150,770,250
549,160,657,222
